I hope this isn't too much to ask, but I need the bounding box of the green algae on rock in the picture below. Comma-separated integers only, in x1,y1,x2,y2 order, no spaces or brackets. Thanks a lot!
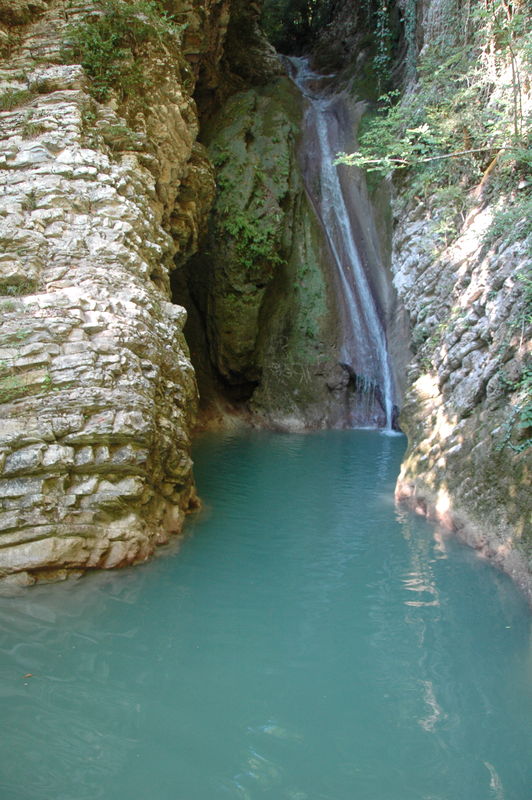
186,75,350,429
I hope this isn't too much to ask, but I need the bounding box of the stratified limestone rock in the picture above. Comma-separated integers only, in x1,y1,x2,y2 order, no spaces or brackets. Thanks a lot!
0,0,224,585
393,200,531,601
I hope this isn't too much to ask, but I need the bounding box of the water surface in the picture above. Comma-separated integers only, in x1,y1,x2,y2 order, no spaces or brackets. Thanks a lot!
0,431,530,799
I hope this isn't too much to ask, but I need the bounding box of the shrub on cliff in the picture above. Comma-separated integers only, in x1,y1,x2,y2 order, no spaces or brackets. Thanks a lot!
62,0,186,102
336,0,531,245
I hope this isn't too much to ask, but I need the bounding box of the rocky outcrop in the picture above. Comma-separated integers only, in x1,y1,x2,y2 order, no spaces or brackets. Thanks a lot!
393,194,531,601
0,0,228,586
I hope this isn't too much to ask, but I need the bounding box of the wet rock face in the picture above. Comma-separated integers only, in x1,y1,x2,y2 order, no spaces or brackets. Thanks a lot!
188,75,358,430
198,83,301,388
0,0,226,586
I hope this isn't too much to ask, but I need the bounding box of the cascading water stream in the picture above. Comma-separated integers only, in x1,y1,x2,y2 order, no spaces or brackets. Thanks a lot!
286,57,395,431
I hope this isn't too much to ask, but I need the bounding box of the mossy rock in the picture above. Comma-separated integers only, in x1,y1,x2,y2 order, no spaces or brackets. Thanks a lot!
201,78,302,383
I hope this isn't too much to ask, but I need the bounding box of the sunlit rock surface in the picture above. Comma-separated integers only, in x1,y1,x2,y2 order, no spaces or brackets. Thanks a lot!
393,200,531,600
388,1,532,600
0,0,227,585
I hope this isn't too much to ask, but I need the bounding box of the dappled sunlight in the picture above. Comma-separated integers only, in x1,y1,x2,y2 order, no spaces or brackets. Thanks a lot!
450,205,494,282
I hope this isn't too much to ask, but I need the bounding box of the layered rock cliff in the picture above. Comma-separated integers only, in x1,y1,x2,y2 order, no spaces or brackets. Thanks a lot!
0,0,336,586
0,0,231,586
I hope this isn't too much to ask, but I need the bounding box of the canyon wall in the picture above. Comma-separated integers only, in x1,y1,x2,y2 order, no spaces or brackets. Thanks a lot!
0,0,343,586
1,0,529,596
0,0,232,586
394,186,531,600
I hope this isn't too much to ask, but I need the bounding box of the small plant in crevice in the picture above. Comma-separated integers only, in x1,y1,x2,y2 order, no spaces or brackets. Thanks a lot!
0,280,35,297
0,329,32,404
498,362,532,453
0,300,19,314
21,112,47,138
483,194,532,253
21,190,38,212
0,87,36,111
0,371,23,404
99,121,144,151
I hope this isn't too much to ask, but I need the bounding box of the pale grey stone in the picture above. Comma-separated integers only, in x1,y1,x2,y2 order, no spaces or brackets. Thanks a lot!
42,444,75,468
0,478,44,497
3,446,44,475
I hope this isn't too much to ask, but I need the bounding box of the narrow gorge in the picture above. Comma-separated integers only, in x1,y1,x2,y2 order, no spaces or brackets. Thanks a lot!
0,0,530,603
0,1,531,797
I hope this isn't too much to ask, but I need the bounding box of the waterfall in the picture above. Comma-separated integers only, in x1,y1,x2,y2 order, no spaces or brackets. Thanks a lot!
286,56,396,431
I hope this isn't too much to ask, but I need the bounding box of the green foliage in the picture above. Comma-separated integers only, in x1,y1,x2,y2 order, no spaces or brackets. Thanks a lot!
0,88,36,111
0,300,19,313
373,0,393,92
403,0,417,80
0,280,35,296
499,364,532,453
0,330,29,404
0,372,22,404
99,121,143,150
484,194,532,252
336,0,531,248
21,190,37,212
20,112,46,138
220,210,284,278
62,0,186,102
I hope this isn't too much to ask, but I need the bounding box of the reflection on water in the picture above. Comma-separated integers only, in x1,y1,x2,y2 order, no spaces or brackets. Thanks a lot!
0,430,530,800
418,680,446,732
